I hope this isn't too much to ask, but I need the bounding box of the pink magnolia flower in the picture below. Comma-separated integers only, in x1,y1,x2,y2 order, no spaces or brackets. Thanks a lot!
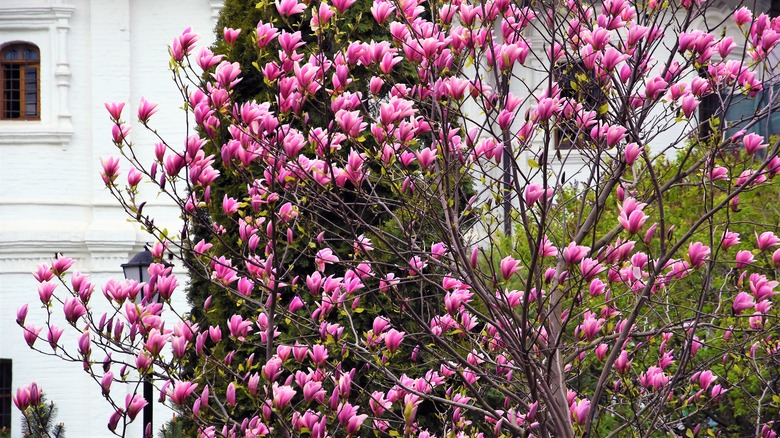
605,124,627,147
371,1,395,24
108,410,122,432
127,168,143,188
213,61,242,89
499,256,521,280
693,370,717,390
47,326,63,351
384,328,404,353
278,202,299,222
261,357,282,382
578,312,605,340
539,236,558,257
256,22,280,48
311,3,335,30
225,382,236,407
331,0,356,13
144,329,169,357
534,97,560,121
51,257,75,276
100,156,121,185
273,383,296,410
222,195,239,216
687,242,711,268
223,27,240,45
33,263,53,283
619,209,649,234
710,384,725,400
749,274,779,301
732,291,756,313
681,95,699,118
639,366,669,391
335,402,368,434
590,278,607,296
570,399,590,425
275,0,306,16
615,350,631,374
108,375,137,403
310,344,328,365
16,304,27,326
734,6,753,26
227,315,253,340
169,380,198,405
125,394,148,421
524,183,553,206
718,37,736,58
170,27,199,62
315,248,338,272
709,165,728,181
563,242,590,265
749,313,764,329
104,101,124,120
111,124,130,143
722,230,740,249
23,325,42,348
13,385,32,411
595,344,609,361
756,231,780,251
63,297,86,323
645,76,668,99
408,255,427,275
624,142,642,165
288,296,304,313
156,274,178,301
735,250,755,269
580,258,605,280
137,97,158,123
335,109,366,138
77,331,91,357
742,133,767,155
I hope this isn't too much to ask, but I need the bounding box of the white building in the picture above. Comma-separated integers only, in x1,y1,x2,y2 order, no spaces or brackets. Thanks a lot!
0,1,220,436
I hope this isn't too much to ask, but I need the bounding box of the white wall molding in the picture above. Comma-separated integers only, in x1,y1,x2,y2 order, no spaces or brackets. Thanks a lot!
209,0,224,21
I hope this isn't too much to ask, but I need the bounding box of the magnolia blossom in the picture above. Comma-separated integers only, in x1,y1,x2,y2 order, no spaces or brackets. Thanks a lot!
17,3,780,438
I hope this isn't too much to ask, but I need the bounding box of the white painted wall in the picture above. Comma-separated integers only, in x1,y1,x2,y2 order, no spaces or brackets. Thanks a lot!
0,1,220,436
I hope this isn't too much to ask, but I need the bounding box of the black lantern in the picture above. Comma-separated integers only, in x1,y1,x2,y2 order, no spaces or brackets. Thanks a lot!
121,248,154,284
121,247,160,438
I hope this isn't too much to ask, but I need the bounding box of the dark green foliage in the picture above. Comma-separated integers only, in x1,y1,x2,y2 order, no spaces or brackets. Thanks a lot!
21,397,65,438
179,0,466,433
158,416,186,438
489,139,780,436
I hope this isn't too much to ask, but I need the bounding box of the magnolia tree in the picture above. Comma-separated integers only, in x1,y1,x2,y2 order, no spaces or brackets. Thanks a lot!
13,0,780,436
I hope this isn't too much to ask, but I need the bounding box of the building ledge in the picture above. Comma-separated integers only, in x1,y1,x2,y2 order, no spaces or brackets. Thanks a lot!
0,126,73,149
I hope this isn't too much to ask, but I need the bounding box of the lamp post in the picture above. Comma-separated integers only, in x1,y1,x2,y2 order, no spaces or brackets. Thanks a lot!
121,248,155,438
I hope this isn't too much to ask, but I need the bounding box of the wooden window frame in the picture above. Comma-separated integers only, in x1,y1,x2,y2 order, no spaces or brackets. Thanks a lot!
0,43,40,121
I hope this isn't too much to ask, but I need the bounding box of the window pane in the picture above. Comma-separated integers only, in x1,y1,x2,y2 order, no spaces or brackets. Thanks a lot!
3,65,20,118
24,67,37,117
22,48,38,60
25,100,37,117
3,48,18,60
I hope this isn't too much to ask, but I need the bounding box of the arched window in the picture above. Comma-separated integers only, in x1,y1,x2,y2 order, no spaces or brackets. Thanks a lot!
1,43,40,120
